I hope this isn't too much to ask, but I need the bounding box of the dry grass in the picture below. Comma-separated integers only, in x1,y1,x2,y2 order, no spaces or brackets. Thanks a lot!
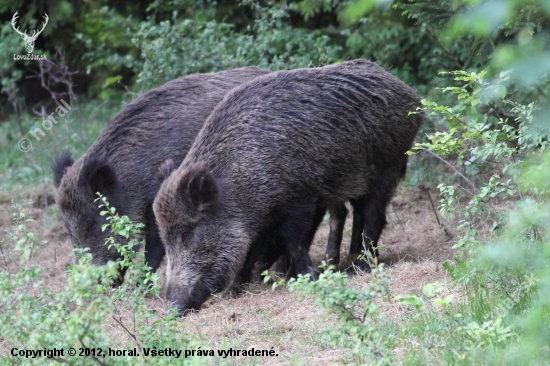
0,184,460,364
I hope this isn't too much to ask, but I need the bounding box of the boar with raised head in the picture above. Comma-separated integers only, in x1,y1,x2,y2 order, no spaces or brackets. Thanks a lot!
52,67,271,282
153,59,424,315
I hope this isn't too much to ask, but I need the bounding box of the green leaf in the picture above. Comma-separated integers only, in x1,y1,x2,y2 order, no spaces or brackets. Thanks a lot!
394,294,425,309
423,283,435,297
443,261,454,273
102,75,122,88
434,294,454,307
496,85,507,99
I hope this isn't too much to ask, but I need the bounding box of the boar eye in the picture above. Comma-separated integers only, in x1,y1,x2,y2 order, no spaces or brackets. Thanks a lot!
181,232,191,242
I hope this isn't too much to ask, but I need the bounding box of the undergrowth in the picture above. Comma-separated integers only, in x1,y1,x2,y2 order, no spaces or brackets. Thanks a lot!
1,73,549,365
0,194,203,365
274,68,550,365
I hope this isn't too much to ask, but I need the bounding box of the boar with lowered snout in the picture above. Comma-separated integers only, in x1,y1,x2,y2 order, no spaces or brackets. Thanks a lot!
52,67,271,282
153,59,424,315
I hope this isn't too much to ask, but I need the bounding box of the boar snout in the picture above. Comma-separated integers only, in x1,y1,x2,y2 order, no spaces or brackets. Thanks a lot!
166,283,211,316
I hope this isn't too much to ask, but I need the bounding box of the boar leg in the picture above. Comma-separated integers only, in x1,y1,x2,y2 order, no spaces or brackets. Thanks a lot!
280,204,326,281
253,204,327,281
349,198,367,266
144,204,166,272
255,232,288,278
267,203,325,278
238,234,269,285
349,195,378,273
350,173,399,272
269,251,291,275
324,202,348,266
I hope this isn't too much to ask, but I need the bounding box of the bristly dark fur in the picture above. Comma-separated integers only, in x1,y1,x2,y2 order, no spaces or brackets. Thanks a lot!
157,159,176,183
154,59,425,315
51,152,73,189
52,67,272,274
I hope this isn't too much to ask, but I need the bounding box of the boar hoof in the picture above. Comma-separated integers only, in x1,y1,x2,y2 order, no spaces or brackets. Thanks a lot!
352,257,372,274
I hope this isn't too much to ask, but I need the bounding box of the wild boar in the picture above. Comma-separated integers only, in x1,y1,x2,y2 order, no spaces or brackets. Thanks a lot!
153,59,423,314
52,67,271,282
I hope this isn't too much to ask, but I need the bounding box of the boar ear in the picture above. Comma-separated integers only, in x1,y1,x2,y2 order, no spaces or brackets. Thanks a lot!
179,164,219,213
82,160,117,198
51,152,73,188
157,159,176,184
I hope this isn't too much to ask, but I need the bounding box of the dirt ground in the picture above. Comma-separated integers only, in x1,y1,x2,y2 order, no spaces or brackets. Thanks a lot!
0,184,457,364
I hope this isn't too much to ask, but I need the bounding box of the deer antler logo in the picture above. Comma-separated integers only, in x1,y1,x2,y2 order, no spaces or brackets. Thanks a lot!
11,11,49,54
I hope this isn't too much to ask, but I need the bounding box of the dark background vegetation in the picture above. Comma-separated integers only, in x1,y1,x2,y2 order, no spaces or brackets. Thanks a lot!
1,0,547,110
1,0,549,189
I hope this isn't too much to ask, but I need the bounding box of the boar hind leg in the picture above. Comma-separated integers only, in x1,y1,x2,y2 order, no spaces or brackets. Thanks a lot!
324,202,348,266
280,204,326,281
348,198,366,265
144,204,166,272
349,175,398,273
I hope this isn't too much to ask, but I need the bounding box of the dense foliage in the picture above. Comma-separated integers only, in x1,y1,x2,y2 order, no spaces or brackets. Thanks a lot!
2,0,547,106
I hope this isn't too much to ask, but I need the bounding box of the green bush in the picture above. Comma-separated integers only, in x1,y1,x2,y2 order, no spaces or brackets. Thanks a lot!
410,69,548,251
0,195,204,365
287,263,394,365
277,2,550,364
133,0,341,87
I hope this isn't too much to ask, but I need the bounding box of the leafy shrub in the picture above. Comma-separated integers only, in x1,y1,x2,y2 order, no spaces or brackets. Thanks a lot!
410,69,549,251
0,195,204,365
133,0,341,87
285,263,394,365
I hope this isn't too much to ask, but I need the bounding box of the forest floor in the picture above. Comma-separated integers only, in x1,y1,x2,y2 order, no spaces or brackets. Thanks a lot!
0,184,458,364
